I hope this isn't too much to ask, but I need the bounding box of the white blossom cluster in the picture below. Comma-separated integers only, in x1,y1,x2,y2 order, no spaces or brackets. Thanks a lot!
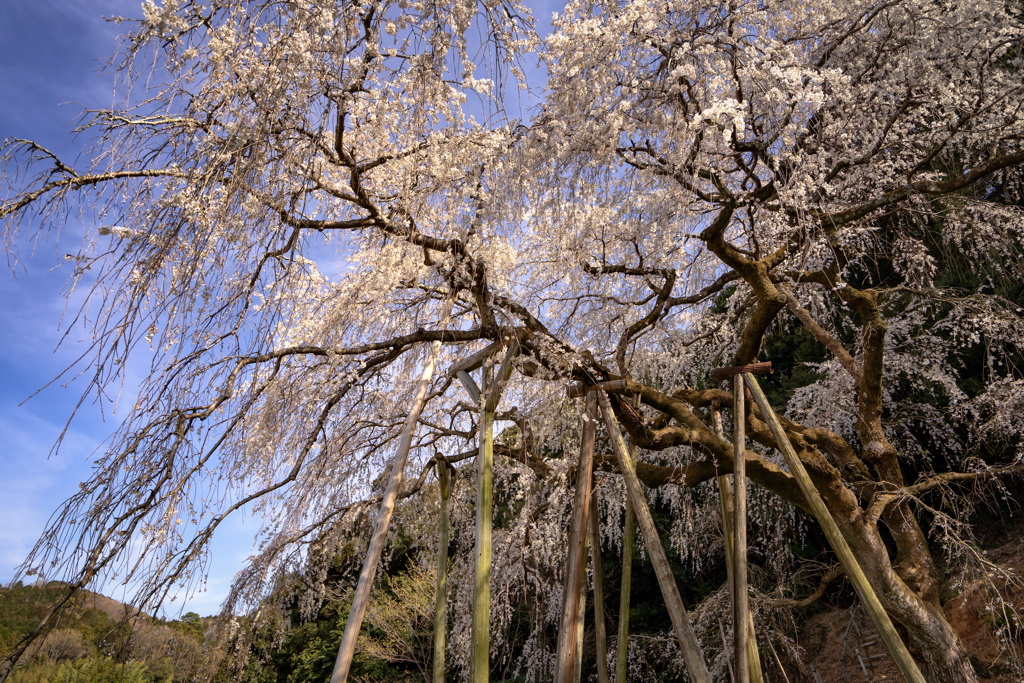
2,0,1023,680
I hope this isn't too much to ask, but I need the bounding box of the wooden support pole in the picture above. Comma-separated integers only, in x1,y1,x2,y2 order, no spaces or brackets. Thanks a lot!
712,403,764,683
615,402,638,683
470,341,519,683
555,393,597,683
742,373,926,683
449,340,503,377
471,364,494,683
331,297,454,683
732,378,750,683
711,362,773,381
433,458,452,683
711,401,736,602
596,391,712,683
456,370,480,405
567,379,630,398
575,528,588,683
590,487,610,683
615,499,634,683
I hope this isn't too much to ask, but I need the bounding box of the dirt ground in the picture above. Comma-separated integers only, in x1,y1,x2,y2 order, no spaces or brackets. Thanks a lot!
790,527,1024,683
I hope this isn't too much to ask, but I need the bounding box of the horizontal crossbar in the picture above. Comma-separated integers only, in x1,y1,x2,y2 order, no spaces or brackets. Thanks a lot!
566,379,629,398
710,361,772,380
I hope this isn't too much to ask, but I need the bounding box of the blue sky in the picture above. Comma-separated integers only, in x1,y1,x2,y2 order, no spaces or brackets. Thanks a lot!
1,0,560,618
1,0,259,618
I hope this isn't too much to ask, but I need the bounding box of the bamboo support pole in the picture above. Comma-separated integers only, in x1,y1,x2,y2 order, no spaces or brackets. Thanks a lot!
614,501,634,683
469,341,519,683
711,403,764,683
590,488,610,683
732,379,750,683
433,458,452,683
471,364,494,683
596,391,712,683
555,393,597,683
742,373,926,683
331,298,455,683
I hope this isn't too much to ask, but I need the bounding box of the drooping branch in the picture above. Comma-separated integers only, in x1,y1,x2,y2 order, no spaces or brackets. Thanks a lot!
762,566,846,609
866,461,1024,523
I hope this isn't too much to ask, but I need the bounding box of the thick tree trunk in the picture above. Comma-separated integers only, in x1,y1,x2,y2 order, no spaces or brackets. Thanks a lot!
744,376,974,682
743,374,926,683
837,511,976,683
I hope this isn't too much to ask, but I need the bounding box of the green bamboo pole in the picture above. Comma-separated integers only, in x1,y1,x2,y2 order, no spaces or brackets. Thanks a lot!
432,458,452,683
589,488,610,683
711,403,764,683
597,390,711,683
742,373,926,683
331,297,454,683
555,392,597,683
471,364,494,683
732,379,750,683
470,343,519,683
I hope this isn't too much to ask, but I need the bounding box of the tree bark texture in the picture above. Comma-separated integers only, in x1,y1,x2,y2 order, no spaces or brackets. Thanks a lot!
619,375,976,682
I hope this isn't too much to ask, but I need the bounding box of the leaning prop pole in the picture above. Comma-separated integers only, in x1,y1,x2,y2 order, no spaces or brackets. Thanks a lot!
330,296,455,683
555,392,597,683
596,389,712,683
433,456,453,683
742,373,926,683
711,402,764,683
471,342,519,683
